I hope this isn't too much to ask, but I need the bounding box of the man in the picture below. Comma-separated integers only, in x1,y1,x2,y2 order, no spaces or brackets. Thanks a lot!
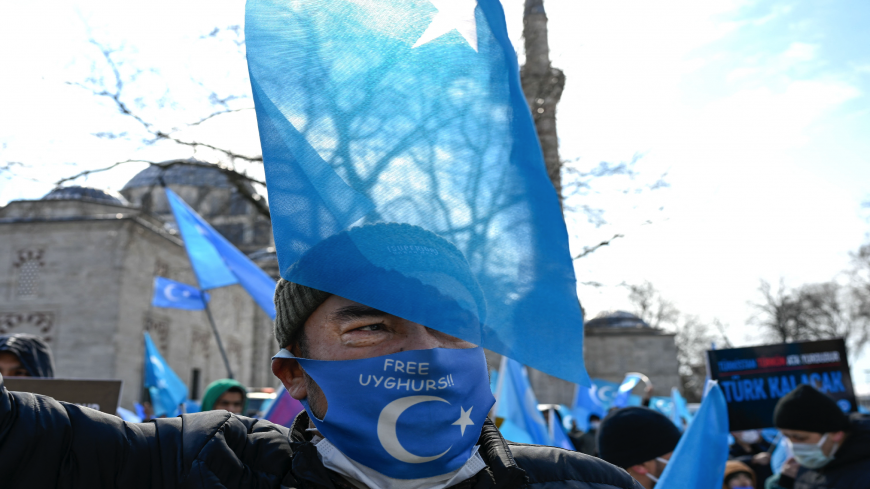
575,414,601,456
0,334,54,378
729,429,771,489
597,406,682,488
201,379,247,415
0,224,641,488
568,419,585,452
768,384,870,489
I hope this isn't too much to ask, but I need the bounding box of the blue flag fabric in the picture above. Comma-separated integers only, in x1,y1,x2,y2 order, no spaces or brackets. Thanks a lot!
496,358,551,445
655,382,730,488
143,332,188,417
613,373,644,408
246,0,589,385
670,386,692,430
151,277,208,310
165,188,277,319
571,378,619,430
548,407,575,450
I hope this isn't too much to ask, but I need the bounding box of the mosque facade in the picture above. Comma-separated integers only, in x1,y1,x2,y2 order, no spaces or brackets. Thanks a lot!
0,163,680,410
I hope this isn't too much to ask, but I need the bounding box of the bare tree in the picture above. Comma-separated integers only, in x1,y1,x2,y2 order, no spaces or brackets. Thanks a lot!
751,278,870,360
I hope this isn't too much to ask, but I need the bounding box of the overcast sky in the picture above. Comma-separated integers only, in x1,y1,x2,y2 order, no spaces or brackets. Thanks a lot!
2,0,869,391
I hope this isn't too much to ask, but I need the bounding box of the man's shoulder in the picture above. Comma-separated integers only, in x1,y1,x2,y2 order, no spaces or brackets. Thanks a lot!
506,442,640,489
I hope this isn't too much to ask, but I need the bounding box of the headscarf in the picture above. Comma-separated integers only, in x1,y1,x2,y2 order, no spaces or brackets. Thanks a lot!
201,378,248,412
0,334,54,378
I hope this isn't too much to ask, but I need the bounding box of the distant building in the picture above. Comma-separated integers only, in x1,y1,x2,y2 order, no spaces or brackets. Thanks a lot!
0,166,276,410
493,311,681,406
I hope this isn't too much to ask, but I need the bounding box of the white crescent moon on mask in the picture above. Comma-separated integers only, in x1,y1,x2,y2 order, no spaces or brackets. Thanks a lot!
377,396,452,463
164,284,182,302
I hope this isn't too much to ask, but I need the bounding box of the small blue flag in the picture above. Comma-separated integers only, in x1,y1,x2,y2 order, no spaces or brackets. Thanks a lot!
571,378,619,430
613,373,645,408
770,434,791,474
548,407,575,450
670,386,692,430
143,332,188,417
246,0,589,385
151,276,208,310
655,382,730,488
116,406,142,423
495,357,551,445
165,188,277,319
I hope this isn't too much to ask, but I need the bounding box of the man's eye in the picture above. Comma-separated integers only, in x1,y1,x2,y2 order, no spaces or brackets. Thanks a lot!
357,323,384,332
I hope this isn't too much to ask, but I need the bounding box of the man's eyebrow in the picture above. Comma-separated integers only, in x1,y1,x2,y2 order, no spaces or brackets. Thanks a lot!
329,305,389,322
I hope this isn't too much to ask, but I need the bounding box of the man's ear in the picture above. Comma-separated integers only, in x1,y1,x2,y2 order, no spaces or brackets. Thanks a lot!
627,464,648,476
830,430,847,443
271,348,308,401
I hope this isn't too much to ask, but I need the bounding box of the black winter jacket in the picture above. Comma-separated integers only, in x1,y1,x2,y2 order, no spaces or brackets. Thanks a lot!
784,414,870,489
0,377,641,489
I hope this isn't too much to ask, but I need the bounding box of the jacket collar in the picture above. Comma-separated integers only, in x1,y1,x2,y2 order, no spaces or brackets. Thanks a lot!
287,411,527,489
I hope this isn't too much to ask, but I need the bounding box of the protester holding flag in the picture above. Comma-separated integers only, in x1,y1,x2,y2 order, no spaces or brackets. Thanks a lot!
768,384,870,489
0,334,54,378
201,379,248,415
597,407,682,488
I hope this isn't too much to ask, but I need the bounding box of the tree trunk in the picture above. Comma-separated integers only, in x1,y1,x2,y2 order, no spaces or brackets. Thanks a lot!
521,0,565,207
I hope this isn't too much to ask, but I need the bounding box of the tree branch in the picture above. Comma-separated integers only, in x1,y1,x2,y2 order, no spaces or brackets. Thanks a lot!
572,233,623,260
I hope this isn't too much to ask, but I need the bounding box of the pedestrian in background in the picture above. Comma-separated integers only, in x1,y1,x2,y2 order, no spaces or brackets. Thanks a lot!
200,379,247,415
597,406,681,488
0,334,54,378
723,460,756,489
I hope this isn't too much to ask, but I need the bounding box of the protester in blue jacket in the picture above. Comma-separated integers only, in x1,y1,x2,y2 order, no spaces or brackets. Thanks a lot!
0,224,642,489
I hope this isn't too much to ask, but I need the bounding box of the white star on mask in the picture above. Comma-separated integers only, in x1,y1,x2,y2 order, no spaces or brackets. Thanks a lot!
412,0,479,52
452,406,475,435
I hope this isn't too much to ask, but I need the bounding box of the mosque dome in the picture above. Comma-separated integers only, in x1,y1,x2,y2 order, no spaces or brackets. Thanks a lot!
585,310,651,329
122,161,234,191
42,186,129,206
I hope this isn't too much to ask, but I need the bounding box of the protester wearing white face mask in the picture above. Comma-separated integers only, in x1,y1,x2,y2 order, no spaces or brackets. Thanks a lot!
768,384,870,489
729,429,772,489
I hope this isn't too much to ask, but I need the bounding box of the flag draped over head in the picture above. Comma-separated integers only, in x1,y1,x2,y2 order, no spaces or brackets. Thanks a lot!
246,0,589,384
143,332,188,417
654,382,730,487
164,188,277,319
495,357,551,445
151,277,209,310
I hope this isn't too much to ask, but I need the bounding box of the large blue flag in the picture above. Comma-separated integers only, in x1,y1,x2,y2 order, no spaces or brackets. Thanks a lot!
246,0,589,384
165,188,277,319
151,276,209,310
655,382,730,488
143,332,188,417
495,358,551,445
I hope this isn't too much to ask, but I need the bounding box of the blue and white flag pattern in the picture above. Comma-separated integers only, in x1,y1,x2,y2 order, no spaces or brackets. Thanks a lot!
613,373,645,408
246,0,589,384
143,332,188,417
151,277,208,310
165,188,277,319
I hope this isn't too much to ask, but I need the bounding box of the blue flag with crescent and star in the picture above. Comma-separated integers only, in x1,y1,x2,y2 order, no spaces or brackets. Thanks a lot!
164,188,277,319
246,0,589,385
151,276,209,310
571,378,619,429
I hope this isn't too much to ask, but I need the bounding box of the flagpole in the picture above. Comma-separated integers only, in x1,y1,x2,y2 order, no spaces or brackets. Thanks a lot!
202,296,235,379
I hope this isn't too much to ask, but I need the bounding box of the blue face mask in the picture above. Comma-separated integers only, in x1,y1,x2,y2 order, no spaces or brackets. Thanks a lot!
272,346,495,479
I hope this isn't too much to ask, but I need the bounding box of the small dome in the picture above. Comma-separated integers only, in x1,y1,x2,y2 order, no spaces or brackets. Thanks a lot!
42,186,129,206
122,162,233,190
585,311,651,329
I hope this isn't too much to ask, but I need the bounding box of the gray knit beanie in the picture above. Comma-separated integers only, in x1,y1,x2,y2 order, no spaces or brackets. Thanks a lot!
273,278,331,348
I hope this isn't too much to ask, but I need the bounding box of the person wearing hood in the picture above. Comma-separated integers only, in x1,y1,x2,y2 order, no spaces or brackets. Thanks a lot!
597,406,682,488
0,334,54,378
770,384,870,489
200,379,248,415
723,460,756,489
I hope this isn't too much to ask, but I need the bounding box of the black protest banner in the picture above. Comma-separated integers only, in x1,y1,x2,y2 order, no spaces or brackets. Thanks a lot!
706,338,856,431
5,378,122,415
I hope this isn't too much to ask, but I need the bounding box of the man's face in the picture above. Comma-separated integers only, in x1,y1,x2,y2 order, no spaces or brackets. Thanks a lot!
213,390,245,415
0,351,29,377
273,295,475,418
780,428,845,456
628,451,672,489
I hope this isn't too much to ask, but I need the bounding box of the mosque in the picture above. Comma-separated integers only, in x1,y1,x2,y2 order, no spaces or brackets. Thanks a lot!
0,163,680,409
